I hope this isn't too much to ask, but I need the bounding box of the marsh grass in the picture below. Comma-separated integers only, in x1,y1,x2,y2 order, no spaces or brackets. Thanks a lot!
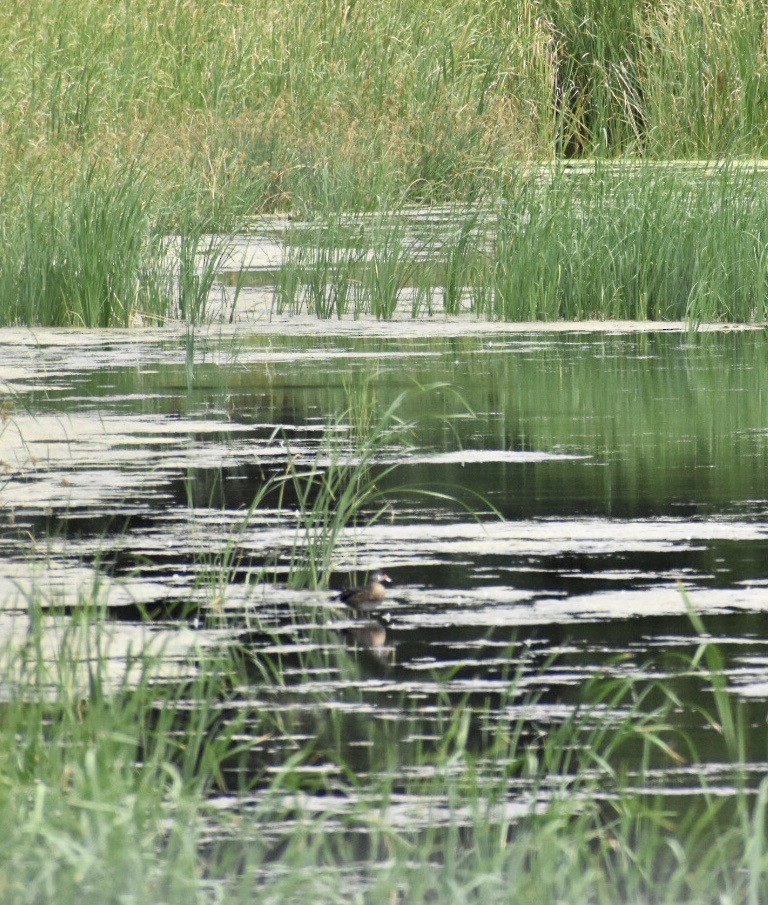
266,165,768,324
269,387,414,589
0,166,170,328
0,166,251,328
485,164,768,323
6,0,768,232
363,216,416,319
173,227,231,324
276,216,367,318
264,380,498,589
0,590,257,904
2,555,768,903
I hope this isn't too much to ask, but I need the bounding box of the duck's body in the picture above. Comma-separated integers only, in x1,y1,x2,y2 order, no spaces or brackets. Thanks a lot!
338,571,392,612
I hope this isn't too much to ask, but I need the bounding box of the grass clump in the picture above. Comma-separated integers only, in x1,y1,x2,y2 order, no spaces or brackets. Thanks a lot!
0,167,168,328
0,165,242,328
485,164,768,322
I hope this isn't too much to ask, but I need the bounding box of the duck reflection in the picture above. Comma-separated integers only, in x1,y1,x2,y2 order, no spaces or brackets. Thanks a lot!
336,570,396,665
344,617,395,666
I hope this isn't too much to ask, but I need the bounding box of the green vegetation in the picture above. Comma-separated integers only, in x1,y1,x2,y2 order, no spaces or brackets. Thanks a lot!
2,2,768,324
484,164,768,322
5,4,768,884
5,0,768,212
4,162,768,326
271,165,768,322
2,583,767,903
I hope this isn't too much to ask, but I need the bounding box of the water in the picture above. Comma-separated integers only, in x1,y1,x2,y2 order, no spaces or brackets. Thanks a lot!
2,323,768,833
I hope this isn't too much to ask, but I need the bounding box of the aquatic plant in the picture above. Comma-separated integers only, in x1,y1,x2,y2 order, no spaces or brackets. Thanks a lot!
2,578,768,903
4,4,768,326
172,226,231,324
270,386,412,589
265,164,768,324
276,215,367,318
363,215,416,320
485,164,768,323
0,166,169,328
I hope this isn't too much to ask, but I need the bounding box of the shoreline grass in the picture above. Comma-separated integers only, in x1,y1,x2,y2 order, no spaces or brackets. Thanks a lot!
4,2,768,324
4,161,768,327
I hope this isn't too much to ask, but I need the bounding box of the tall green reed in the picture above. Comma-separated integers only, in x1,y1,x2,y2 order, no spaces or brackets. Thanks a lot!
276,215,367,318
542,0,645,156
11,0,768,229
485,164,768,322
441,206,485,316
269,164,768,325
0,166,169,327
364,215,415,319
172,227,229,324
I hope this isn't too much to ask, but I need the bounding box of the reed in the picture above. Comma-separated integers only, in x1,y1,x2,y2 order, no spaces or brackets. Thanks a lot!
268,386,412,589
0,166,169,327
276,215,367,318
2,565,768,903
0,589,256,904
485,164,768,322
266,164,768,324
6,0,768,225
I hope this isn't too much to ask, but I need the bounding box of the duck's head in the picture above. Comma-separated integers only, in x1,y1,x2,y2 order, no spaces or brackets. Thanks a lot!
370,571,392,585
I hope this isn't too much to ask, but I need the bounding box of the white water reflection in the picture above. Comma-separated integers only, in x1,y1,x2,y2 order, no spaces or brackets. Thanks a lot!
0,611,229,699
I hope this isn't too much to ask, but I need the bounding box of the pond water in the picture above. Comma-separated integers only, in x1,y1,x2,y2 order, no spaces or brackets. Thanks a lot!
2,323,768,838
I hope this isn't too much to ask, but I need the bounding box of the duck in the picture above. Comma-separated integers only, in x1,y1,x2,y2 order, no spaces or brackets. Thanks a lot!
337,570,392,613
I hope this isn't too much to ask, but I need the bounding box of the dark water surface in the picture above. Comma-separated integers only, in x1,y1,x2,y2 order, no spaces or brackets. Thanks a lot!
3,325,768,827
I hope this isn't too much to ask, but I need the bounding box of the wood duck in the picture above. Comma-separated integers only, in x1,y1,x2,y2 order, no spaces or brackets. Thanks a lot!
338,571,392,612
